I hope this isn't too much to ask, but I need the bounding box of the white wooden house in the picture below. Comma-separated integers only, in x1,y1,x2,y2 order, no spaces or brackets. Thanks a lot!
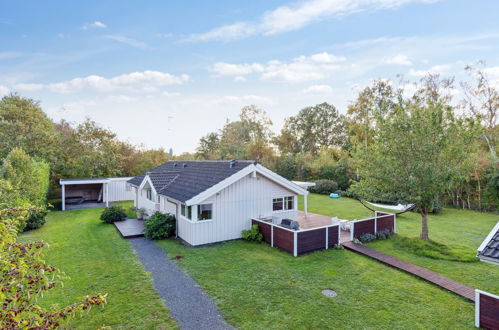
128,160,309,246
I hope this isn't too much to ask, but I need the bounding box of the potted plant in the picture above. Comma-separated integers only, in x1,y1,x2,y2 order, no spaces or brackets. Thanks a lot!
136,207,147,220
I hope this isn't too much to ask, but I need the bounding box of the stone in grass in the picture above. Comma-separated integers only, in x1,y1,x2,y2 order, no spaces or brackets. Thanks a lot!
322,289,337,298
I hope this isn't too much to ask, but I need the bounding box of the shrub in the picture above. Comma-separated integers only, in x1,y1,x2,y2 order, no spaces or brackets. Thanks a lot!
100,206,127,223
309,180,338,195
359,233,376,243
375,229,394,240
24,208,48,231
241,224,263,242
144,211,176,240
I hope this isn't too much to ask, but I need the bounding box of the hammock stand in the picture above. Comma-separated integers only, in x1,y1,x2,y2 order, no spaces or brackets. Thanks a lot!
358,199,416,215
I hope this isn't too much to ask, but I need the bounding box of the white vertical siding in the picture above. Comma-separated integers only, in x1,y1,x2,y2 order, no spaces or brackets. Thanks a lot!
181,173,297,246
107,178,135,202
136,183,159,216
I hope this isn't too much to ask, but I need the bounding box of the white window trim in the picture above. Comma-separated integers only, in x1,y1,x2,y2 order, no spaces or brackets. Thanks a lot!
272,196,296,213
197,203,213,221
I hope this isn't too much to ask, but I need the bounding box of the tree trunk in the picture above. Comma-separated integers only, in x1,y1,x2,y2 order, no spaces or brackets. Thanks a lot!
420,210,429,241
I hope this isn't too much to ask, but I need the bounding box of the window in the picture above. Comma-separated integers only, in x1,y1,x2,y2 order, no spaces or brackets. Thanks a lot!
146,189,152,201
198,204,213,220
273,196,294,212
181,204,192,220
272,198,283,211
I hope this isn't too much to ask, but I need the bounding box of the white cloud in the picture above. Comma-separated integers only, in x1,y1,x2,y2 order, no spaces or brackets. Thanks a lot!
383,54,412,66
157,33,173,39
104,35,146,48
217,95,275,105
234,76,247,82
0,51,23,60
81,21,107,30
14,70,189,93
210,52,345,83
0,85,10,96
409,63,453,77
209,62,264,76
303,84,333,94
187,22,256,42
187,0,440,41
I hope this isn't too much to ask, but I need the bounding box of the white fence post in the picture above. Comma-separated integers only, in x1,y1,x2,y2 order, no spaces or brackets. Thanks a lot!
325,227,328,249
475,289,480,328
293,231,298,257
350,222,355,241
374,216,378,234
394,213,397,233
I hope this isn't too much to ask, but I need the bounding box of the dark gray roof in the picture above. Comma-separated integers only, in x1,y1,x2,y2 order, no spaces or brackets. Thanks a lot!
478,226,499,264
128,160,254,202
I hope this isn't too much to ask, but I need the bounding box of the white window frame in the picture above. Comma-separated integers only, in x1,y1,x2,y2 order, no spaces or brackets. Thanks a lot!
181,204,192,220
273,196,295,213
197,204,213,221
146,188,153,201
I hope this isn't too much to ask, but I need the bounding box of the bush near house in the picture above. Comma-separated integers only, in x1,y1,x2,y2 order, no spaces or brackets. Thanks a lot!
308,179,338,195
100,206,127,223
241,224,263,242
144,211,176,240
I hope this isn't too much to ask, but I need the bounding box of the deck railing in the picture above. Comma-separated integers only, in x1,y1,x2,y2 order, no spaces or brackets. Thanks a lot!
251,218,340,257
350,211,396,241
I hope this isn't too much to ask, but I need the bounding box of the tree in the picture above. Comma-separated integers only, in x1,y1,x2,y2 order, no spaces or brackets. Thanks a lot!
1,148,49,206
347,80,400,148
0,206,106,328
351,81,479,241
197,105,276,162
281,102,348,155
196,132,221,160
461,61,499,160
0,95,60,165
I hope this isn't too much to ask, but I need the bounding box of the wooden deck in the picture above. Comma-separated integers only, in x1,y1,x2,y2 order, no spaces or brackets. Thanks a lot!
343,241,475,302
114,218,145,238
297,211,351,243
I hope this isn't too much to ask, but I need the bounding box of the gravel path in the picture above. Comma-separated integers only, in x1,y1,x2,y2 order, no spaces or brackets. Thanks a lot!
129,238,233,330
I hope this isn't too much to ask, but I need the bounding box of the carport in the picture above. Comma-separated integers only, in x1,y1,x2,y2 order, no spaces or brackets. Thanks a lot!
60,178,110,211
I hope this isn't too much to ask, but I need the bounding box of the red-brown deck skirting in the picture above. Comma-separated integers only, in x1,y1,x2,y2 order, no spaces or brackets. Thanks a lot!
343,241,475,302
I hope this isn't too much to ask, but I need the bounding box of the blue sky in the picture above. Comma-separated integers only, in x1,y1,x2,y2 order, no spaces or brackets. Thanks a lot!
1,0,499,153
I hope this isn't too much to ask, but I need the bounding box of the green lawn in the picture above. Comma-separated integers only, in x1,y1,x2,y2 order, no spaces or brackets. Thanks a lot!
20,204,177,329
301,194,499,294
155,194,499,329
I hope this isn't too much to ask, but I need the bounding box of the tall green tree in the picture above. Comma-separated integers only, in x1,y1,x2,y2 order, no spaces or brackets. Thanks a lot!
280,102,348,155
351,83,480,240
196,132,221,160
347,80,400,148
0,95,59,165
1,148,49,206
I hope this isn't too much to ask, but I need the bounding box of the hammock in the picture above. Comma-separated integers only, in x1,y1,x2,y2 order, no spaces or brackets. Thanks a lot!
358,199,415,215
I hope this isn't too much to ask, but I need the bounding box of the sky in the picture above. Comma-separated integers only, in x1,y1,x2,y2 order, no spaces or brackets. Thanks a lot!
1,0,499,153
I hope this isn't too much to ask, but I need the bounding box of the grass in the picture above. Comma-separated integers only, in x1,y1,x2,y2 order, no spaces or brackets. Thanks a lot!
154,194,499,329
20,203,177,329
299,194,499,294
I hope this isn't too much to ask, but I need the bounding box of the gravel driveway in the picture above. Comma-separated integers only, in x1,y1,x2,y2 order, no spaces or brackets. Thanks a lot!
129,238,233,330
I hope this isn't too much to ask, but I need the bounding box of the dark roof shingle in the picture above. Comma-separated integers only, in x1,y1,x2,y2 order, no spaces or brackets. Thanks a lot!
128,160,254,202
478,226,499,264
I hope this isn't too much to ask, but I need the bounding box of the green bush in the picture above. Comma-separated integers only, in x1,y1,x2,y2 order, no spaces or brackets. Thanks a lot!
241,224,263,242
375,229,394,240
309,180,338,195
24,208,48,231
144,211,176,240
100,206,127,223
359,233,376,243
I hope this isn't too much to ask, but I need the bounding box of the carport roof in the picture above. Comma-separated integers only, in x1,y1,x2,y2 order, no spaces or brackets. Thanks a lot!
60,178,110,185
477,222,499,265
